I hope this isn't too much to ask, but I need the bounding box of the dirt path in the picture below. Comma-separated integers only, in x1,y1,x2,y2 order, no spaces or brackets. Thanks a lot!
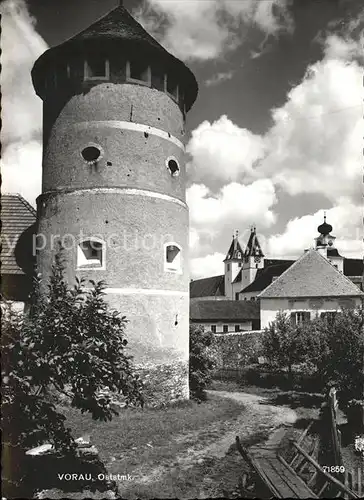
118,390,298,499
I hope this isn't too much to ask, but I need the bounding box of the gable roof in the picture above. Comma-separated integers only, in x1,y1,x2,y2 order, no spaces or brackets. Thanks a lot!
190,300,260,321
190,275,225,298
1,194,36,275
240,262,294,293
258,249,364,299
32,5,198,111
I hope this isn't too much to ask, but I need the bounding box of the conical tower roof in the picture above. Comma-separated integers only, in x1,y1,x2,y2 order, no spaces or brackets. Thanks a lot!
244,227,264,258
32,4,198,110
224,231,244,262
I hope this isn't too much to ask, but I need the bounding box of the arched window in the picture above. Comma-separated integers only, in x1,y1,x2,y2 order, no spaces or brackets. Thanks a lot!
166,156,180,177
77,238,105,270
164,243,182,273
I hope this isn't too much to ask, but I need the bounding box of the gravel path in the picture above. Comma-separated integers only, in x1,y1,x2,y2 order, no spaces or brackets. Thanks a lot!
118,390,298,498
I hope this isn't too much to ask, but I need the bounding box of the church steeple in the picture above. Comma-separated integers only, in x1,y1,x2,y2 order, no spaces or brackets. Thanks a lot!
241,226,265,290
224,230,244,262
224,230,244,299
315,213,343,272
244,226,264,260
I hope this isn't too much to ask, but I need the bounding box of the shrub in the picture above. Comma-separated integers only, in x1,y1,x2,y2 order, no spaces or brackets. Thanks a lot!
189,324,216,400
2,252,143,494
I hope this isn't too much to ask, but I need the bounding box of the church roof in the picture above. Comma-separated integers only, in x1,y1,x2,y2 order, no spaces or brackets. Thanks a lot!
32,4,198,110
240,262,294,293
190,300,260,322
190,275,225,298
1,194,36,275
244,228,264,258
224,233,244,262
258,249,364,299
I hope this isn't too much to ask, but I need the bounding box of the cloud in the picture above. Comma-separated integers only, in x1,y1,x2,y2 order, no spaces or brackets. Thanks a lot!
260,57,362,205
190,252,225,280
187,180,277,230
267,203,362,259
205,70,234,87
135,0,293,61
1,0,47,206
186,115,265,184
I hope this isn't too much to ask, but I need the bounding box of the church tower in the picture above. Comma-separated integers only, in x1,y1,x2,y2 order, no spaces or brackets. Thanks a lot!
241,227,264,290
224,231,244,299
315,214,343,272
31,4,198,400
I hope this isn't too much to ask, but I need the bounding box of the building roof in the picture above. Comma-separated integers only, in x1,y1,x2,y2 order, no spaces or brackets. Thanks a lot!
244,228,264,258
327,247,342,258
258,249,364,299
190,300,260,321
1,194,36,275
190,275,225,298
32,4,198,111
240,262,294,293
344,258,363,277
224,232,244,262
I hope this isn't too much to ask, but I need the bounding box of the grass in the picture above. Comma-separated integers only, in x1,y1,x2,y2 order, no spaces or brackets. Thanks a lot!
59,394,249,499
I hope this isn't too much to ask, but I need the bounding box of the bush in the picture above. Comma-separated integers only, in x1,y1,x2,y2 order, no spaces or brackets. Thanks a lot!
189,324,216,400
2,252,143,494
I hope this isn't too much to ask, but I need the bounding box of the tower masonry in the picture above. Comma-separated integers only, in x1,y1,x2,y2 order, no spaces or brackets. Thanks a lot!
32,4,198,401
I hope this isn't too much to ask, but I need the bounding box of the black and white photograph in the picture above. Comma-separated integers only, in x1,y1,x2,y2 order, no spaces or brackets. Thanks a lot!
1,0,363,498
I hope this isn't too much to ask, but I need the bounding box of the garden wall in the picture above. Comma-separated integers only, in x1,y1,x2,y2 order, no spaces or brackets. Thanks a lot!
211,330,264,369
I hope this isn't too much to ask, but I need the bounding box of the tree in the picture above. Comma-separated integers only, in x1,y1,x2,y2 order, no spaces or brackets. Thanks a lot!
2,252,144,493
189,324,216,400
262,312,306,384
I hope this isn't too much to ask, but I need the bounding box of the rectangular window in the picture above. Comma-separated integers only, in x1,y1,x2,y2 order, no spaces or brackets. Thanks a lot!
320,311,337,325
223,324,228,333
211,325,216,333
235,292,239,300
291,311,311,326
235,324,240,332
227,264,230,271
164,243,182,273
84,59,109,80
127,60,151,85
151,65,165,91
77,239,105,270
166,74,178,100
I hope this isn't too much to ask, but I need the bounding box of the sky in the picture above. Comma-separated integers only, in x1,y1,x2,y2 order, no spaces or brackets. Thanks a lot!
1,0,363,279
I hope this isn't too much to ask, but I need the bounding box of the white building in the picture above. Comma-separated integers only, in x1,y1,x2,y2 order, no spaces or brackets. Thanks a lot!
258,248,364,329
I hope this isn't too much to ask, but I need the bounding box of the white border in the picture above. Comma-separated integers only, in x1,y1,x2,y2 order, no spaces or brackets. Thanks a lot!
77,236,106,271
163,242,183,274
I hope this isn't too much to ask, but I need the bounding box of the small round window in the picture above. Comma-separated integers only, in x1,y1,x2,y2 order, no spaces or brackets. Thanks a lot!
166,157,180,177
81,145,102,164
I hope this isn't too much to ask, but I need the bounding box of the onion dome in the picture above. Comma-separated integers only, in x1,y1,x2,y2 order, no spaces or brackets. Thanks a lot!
317,214,332,236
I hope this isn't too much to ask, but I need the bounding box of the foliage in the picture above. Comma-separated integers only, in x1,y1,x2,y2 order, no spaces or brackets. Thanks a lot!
262,312,306,382
189,324,216,400
2,252,144,456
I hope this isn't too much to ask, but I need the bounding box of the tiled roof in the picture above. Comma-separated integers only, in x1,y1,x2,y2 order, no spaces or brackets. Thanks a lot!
190,300,260,321
258,249,364,299
240,262,294,293
32,5,198,111
190,275,225,298
1,194,36,275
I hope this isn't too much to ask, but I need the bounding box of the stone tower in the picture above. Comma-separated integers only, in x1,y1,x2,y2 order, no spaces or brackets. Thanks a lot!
31,4,198,400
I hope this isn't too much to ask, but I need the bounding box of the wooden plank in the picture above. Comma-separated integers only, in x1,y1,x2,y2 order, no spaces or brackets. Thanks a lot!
358,468,362,497
291,441,359,498
317,480,330,496
290,422,313,468
277,454,318,498
307,470,318,487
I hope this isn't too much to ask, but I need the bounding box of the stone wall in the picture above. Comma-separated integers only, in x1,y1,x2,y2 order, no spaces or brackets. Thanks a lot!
211,331,264,369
